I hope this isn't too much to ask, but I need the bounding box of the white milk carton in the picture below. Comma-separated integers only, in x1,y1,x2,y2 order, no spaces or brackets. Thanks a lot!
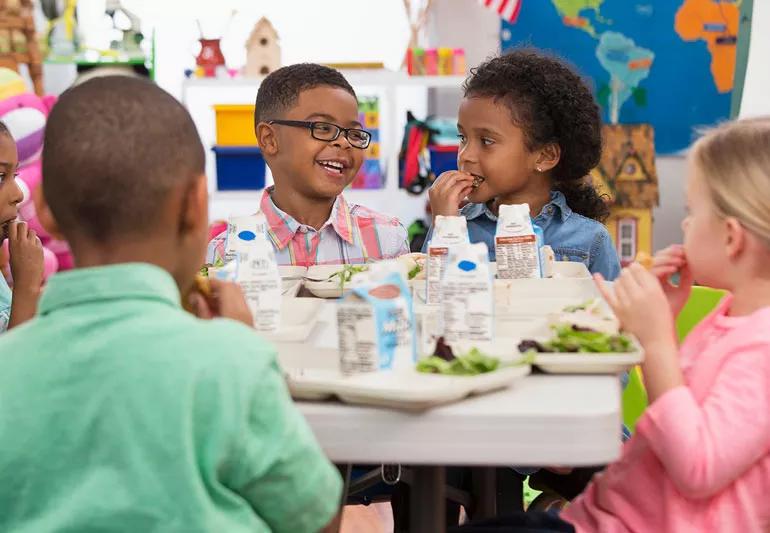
426,216,470,305
337,262,417,375
495,204,542,279
441,242,494,343
224,214,268,263
230,214,281,332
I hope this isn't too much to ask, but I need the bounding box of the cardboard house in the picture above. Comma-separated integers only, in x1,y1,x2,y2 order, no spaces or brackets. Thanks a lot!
590,124,659,266
243,17,280,77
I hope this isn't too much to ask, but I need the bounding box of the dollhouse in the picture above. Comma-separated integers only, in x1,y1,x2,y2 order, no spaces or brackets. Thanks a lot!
590,124,660,266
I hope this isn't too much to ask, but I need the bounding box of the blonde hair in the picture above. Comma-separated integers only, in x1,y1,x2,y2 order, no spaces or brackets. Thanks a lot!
692,117,770,247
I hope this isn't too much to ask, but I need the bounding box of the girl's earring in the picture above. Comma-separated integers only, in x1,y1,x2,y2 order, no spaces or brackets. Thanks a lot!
536,167,543,172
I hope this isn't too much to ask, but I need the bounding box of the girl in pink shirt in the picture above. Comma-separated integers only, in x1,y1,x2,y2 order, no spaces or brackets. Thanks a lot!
456,117,770,532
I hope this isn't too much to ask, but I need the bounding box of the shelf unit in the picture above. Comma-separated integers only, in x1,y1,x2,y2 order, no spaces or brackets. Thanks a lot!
181,71,464,226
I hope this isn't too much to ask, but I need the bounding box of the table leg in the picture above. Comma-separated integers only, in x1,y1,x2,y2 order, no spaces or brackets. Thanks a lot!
470,467,497,519
410,466,446,532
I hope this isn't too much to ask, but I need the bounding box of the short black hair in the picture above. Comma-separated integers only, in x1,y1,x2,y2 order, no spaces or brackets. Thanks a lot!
254,63,356,125
42,76,205,242
464,49,609,222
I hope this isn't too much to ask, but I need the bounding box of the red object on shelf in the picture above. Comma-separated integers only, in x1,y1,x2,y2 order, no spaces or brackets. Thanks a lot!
196,38,226,77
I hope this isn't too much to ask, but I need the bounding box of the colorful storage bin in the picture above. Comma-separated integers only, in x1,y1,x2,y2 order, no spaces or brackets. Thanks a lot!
212,146,266,191
428,144,459,176
213,104,258,146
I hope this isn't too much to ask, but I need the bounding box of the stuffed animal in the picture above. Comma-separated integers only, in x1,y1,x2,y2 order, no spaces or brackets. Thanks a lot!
0,67,70,278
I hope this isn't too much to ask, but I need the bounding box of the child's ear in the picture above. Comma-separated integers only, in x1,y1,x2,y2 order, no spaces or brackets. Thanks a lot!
34,186,65,241
256,122,279,156
725,217,746,259
180,174,208,236
535,143,561,173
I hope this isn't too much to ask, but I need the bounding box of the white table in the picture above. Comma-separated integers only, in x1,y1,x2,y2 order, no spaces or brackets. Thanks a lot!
284,351,621,530
275,301,623,530
297,374,621,467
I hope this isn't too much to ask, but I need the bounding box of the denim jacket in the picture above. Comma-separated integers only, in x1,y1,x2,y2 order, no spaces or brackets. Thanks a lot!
423,191,621,280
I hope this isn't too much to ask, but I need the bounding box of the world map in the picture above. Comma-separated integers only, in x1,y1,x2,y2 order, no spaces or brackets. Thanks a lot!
501,0,740,153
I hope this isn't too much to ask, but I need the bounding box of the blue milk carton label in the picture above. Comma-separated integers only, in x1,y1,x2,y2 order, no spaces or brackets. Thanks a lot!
231,214,281,332
337,272,417,375
224,213,268,263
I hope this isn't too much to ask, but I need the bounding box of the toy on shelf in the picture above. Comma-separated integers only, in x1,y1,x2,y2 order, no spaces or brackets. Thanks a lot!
350,97,383,189
42,0,153,79
41,0,79,58
590,124,659,266
407,47,466,76
104,0,144,57
0,0,43,95
243,17,281,77
195,37,225,78
0,67,71,278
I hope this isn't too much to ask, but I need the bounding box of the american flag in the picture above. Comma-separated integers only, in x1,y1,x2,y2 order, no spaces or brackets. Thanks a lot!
478,0,522,23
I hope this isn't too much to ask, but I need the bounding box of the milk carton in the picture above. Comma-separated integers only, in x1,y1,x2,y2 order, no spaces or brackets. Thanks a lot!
230,214,281,332
495,204,542,279
540,245,556,278
224,214,268,263
426,215,470,305
337,262,417,375
441,242,494,343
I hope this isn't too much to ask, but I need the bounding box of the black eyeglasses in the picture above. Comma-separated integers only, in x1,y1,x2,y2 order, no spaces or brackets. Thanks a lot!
268,120,372,149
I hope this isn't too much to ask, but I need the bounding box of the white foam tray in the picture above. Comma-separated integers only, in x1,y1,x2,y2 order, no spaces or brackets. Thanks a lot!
531,353,642,374
284,364,531,410
515,323,644,374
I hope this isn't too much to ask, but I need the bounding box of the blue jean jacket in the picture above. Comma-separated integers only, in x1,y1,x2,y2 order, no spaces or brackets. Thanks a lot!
423,191,621,281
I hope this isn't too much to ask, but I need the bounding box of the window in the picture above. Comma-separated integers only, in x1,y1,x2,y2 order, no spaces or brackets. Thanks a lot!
617,218,637,263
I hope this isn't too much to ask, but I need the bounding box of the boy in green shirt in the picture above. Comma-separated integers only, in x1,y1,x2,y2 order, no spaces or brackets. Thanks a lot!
0,76,341,532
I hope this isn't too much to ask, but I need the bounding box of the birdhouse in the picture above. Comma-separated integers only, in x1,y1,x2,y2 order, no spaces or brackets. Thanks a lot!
243,17,280,77
590,124,659,266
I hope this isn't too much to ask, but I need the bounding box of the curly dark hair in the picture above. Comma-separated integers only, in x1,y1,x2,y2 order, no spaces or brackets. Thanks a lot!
463,49,609,222
254,63,357,125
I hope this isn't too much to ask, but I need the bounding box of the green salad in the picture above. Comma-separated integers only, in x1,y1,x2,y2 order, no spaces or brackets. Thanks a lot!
417,348,501,376
330,265,369,289
416,338,502,376
518,325,634,354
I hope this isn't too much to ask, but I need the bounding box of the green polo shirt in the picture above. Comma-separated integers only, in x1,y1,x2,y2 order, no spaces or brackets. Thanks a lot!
0,263,341,533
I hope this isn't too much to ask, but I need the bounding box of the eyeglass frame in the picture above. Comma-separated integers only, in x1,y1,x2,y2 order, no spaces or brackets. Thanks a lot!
267,119,372,149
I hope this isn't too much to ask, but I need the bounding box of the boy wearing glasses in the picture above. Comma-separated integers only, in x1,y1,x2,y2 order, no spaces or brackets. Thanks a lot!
207,63,409,266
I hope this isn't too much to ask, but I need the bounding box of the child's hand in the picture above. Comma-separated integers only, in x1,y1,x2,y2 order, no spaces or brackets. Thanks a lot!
428,171,475,218
594,264,677,351
650,245,694,318
7,221,44,292
188,278,253,328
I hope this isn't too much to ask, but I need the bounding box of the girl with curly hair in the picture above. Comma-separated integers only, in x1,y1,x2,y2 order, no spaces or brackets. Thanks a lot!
426,48,620,279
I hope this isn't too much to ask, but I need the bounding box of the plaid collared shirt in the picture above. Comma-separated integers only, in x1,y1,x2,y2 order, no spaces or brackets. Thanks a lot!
207,188,409,267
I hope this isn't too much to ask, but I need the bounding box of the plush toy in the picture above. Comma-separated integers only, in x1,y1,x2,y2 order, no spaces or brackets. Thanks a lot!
0,68,70,278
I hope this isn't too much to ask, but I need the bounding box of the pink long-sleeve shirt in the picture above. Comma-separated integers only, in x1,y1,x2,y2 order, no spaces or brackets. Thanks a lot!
563,296,770,532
